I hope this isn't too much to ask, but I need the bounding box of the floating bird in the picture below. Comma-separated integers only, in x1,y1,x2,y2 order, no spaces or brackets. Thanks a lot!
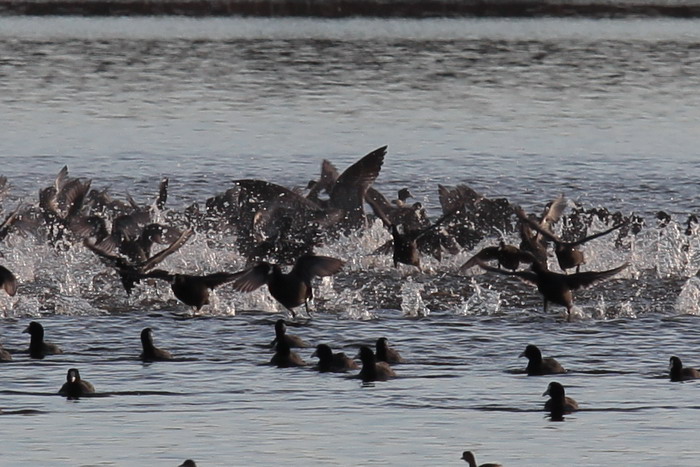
59,368,95,399
460,240,534,272
356,346,396,383
178,461,197,467
140,328,174,361
270,319,310,349
669,356,700,382
517,207,626,273
270,339,306,368
0,264,17,296
312,344,359,373
461,450,502,467
24,321,63,359
520,344,566,376
543,381,578,420
231,254,344,317
476,254,628,318
375,337,403,364
136,269,243,311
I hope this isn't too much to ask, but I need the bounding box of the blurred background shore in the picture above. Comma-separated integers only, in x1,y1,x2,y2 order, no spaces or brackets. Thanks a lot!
3,0,700,18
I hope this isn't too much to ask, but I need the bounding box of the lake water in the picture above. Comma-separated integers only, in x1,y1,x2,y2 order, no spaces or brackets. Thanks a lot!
1,16,700,466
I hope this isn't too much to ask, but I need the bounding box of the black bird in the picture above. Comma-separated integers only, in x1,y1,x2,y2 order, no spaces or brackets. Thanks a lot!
59,368,95,399
24,321,62,359
140,328,174,361
460,240,534,272
375,337,403,364
231,254,344,317
270,319,310,349
270,339,306,368
518,195,568,264
0,264,17,296
461,450,502,467
669,356,700,382
543,381,578,420
84,228,194,295
178,461,197,467
520,344,566,376
356,346,396,383
476,253,628,318
312,344,359,373
137,269,243,311
517,207,626,273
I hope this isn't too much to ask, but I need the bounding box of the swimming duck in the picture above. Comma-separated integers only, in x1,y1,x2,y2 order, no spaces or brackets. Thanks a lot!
270,319,310,349
375,337,403,364
543,381,578,420
140,328,174,361
270,339,306,368
59,368,95,398
520,344,566,376
312,344,359,373
24,321,63,359
669,356,700,382
461,450,502,467
357,346,396,382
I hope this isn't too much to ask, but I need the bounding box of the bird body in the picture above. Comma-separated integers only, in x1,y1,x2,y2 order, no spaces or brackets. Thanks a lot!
59,368,95,398
140,328,174,361
24,321,62,359
357,346,396,382
520,344,566,376
669,356,700,382
543,381,578,420
313,344,359,373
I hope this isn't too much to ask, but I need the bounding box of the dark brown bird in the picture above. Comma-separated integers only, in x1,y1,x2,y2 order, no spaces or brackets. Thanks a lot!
59,368,95,399
140,327,174,361
460,240,534,272
477,254,628,318
460,450,502,467
231,254,344,317
0,265,17,296
178,461,197,467
270,319,310,349
543,381,578,420
669,356,700,382
24,321,63,359
137,269,243,311
312,344,359,373
517,207,626,273
375,337,403,364
270,339,306,368
520,344,566,376
518,195,568,264
356,346,396,382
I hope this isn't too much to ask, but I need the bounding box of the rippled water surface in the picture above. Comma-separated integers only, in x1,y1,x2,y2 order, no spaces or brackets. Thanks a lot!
1,16,700,466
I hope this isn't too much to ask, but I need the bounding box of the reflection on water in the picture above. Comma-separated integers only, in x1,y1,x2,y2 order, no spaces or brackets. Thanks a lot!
1,16,700,466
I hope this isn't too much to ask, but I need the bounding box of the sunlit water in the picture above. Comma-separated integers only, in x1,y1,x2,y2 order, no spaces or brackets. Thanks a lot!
1,16,700,466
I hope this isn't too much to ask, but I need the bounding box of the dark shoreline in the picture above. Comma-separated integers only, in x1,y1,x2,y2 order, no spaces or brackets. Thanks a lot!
3,1,700,18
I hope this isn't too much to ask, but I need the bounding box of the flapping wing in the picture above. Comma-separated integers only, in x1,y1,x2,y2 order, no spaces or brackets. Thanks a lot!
569,222,627,247
517,207,562,244
140,228,194,271
203,271,247,289
155,177,168,210
476,260,539,286
564,263,629,290
292,255,345,283
230,263,273,293
460,246,500,270
329,146,386,212
539,194,567,230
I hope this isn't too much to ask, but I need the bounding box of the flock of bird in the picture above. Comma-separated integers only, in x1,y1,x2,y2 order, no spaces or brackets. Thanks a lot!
0,147,696,466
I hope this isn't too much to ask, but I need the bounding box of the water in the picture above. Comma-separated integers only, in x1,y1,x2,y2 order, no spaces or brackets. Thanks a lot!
1,16,700,466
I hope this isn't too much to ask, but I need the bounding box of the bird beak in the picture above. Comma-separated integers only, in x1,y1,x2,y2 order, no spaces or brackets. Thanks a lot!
22,326,30,334
518,351,525,358
542,388,550,397
311,350,318,358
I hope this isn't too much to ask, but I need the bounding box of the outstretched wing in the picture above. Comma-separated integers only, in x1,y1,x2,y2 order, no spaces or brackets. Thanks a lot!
292,255,345,283
460,246,500,270
568,222,627,247
230,263,273,293
564,263,629,290
329,146,386,212
476,260,539,286
139,228,194,271
203,271,246,289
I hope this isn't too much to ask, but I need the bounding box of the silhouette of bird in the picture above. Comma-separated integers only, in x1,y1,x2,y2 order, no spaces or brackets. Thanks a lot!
375,337,403,364
137,269,243,311
231,254,344,317
520,344,566,376
356,346,396,382
140,328,174,361
461,450,502,467
270,319,310,348
312,344,359,373
543,381,578,420
59,368,95,399
476,253,628,318
24,321,62,359
669,356,700,382
460,240,534,272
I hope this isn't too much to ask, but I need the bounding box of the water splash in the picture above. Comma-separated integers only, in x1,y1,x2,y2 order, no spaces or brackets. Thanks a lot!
676,275,700,316
459,277,501,316
400,277,429,317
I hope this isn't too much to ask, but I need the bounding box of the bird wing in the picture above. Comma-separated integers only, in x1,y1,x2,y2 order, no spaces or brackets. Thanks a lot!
230,263,273,292
517,207,562,244
139,228,194,271
83,239,131,270
203,271,247,289
292,255,345,283
329,146,386,212
459,246,500,270
476,260,539,286
539,194,567,230
568,222,627,247
564,263,628,290
155,177,168,210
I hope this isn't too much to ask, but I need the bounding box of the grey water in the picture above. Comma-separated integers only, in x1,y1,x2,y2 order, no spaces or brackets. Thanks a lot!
1,16,700,466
